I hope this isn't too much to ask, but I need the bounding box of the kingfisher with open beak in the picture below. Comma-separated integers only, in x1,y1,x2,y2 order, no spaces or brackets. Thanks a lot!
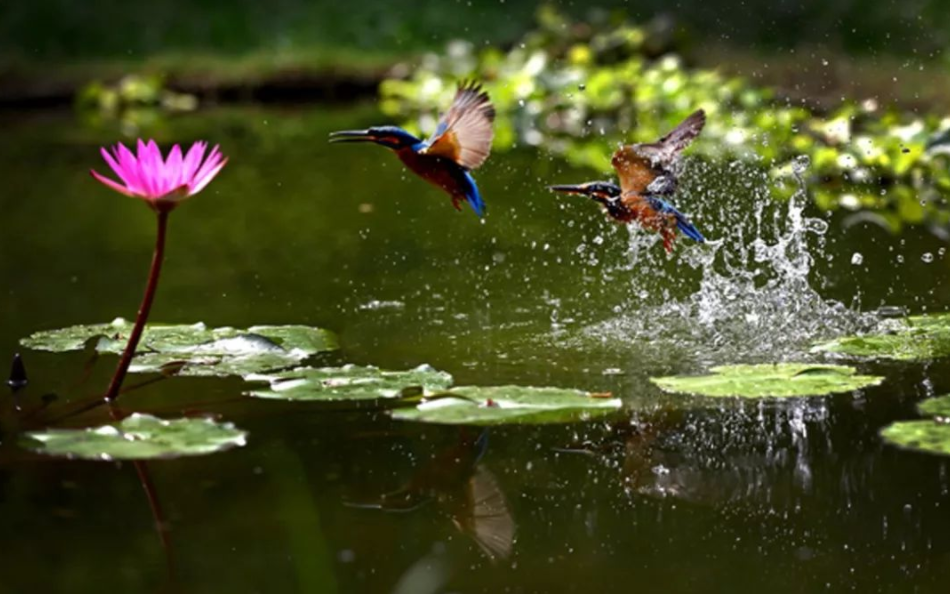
550,110,707,252
329,81,495,217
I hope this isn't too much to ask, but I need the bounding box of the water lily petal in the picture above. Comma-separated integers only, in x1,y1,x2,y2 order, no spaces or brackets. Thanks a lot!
135,139,156,197
189,156,228,195
100,147,132,188
93,139,226,204
165,144,184,189
114,143,145,195
181,141,207,182
90,169,135,197
191,144,223,189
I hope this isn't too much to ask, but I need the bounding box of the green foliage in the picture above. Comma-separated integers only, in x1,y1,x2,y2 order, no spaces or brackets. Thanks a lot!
917,395,950,419
380,7,950,230
650,363,883,398
880,421,950,457
881,394,950,457
391,385,622,425
21,319,339,377
246,364,453,401
811,312,950,361
21,413,247,460
76,74,197,135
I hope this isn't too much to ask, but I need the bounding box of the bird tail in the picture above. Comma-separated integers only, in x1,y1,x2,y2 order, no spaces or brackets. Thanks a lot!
675,213,705,243
648,196,705,243
462,171,486,217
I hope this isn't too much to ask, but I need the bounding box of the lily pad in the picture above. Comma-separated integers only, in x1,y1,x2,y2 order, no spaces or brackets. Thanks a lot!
21,413,247,460
811,313,950,361
917,394,950,419
650,363,883,398
880,394,950,456
245,364,453,401
391,386,622,426
880,421,950,456
21,318,338,376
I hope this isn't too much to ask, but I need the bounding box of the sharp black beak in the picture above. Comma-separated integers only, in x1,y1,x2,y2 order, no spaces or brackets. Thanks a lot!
329,129,376,143
548,184,589,196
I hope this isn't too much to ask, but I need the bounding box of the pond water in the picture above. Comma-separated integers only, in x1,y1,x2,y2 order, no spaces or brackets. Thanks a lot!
2,104,950,593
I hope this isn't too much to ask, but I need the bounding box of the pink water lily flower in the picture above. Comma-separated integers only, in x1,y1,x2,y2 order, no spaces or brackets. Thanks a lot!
91,139,227,211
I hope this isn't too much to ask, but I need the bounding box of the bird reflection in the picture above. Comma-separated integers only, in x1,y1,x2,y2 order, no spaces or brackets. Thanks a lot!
347,430,514,562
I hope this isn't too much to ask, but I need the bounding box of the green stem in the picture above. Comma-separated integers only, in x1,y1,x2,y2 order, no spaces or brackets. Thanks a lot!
103,210,169,402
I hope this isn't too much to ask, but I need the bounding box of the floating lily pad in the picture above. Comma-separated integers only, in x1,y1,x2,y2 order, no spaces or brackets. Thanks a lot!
21,318,338,377
880,421,950,456
391,386,622,426
21,413,247,460
650,363,883,398
245,364,453,401
881,394,950,456
811,313,950,361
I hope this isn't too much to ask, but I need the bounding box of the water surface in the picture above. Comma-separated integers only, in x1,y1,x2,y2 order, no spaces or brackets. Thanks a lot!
2,105,950,593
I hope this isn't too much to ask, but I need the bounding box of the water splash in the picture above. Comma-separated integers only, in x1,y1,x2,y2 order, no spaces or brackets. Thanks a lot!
571,157,876,366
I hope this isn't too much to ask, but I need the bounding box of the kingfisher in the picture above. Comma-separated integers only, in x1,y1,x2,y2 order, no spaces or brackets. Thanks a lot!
550,109,707,252
329,81,495,217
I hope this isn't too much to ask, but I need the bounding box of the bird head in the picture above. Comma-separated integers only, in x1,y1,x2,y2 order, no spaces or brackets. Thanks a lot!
329,126,420,150
548,181,621,204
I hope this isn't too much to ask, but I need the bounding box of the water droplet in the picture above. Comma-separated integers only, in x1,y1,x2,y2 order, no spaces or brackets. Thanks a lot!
851,253,864,265
792,155,811,175
922,252,934,263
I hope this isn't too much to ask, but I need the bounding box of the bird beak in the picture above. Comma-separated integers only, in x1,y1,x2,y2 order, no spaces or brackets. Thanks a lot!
329,129,376,143
548,184,590,196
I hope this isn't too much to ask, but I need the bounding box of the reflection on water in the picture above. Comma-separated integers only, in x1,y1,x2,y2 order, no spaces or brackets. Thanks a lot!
347,430,514,563
2,105,950,592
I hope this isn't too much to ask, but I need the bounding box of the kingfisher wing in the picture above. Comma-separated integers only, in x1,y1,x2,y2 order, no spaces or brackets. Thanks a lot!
611,145,657,195
421,81,496,170
635,109,706,169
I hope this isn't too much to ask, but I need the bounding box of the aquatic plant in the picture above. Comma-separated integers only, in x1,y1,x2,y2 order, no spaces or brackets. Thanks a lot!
812,312,950,361
650,363,883,398
881,394,950,457
21,414,247,461
77,74,198,135
22,320,338,377
90,140,228,400
379,6,950,231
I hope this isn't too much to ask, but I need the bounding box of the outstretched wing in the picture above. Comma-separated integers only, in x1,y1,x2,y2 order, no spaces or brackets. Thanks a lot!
634,109,706,169
421,81,496,170
611,146,657,195
611,109,706,195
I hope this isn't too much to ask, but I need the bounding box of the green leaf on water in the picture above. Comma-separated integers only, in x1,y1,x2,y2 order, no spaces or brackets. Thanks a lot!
880,394,950,456
650,363,883,398
880,421,950,457
917,395,950,419
811,313,950,361
20,318,339,377
245,364,454,401
391,385,622,426
20,413,247,460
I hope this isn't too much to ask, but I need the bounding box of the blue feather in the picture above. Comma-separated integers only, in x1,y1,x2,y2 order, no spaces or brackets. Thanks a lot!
647,196,704,243
461,170,486,217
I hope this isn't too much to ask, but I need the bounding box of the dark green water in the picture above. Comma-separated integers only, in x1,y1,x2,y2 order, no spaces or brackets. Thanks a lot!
3,104,950,593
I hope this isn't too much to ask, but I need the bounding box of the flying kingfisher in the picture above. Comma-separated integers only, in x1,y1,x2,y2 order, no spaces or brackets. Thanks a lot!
550,109,707,252
329,81,495,217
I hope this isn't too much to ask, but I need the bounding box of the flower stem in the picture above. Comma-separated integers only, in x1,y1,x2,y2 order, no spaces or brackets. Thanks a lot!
103,210,169,402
